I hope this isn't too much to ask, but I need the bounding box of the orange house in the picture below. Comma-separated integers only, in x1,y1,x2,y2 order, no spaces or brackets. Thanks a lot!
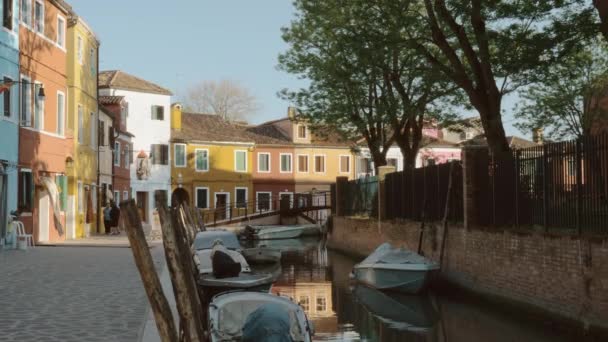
18,0,71,243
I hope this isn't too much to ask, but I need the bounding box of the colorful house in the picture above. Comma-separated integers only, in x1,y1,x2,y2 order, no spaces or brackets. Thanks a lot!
99,70,172,225
66,10,100,238
0,0,20,244
18,0,71,243
170,105,256,219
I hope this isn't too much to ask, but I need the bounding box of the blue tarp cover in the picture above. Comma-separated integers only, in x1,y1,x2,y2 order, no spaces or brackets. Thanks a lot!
242,303,293,342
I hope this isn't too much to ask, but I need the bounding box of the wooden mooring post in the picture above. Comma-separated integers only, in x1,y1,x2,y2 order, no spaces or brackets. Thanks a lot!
119,200,178,342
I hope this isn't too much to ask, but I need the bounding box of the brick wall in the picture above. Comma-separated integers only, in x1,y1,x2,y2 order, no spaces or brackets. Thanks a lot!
329,216,608,330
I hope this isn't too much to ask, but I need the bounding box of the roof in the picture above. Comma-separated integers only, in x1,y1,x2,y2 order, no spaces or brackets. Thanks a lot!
462,135,537,149
99,96,124,105
420,136,460,148
172,113,290,145
99,70,173,96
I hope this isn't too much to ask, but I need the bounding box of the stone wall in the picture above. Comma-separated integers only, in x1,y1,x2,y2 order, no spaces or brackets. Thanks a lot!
328,216,608,331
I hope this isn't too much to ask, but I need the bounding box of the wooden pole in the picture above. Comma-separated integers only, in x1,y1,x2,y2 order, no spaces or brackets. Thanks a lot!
439,162,456,270
119,200,178,342
155,193,205,342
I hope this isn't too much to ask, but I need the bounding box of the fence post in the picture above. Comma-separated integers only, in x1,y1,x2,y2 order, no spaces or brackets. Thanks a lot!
515,149,520,228
575,139,582,235
462,146,487,229
542,144,548,231
335,177,349,216
377,166,395,221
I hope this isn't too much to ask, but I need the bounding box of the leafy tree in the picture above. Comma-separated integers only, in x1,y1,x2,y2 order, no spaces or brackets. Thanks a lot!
515,42,608,140
183,79,259,122
409,0,596,155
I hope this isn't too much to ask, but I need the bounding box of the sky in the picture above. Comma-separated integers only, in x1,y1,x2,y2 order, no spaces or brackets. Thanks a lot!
68,0,521,136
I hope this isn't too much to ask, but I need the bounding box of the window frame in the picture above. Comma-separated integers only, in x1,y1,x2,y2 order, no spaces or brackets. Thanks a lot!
174,143,186,168
234,150,247,173
150,144,169,165
339,155,351,174
56,14,66,48
114,191,120,204
297,154,309,173
257,152,270,173
33,81,44,130
235,187,248,209
56,90,65,136
195,148,209,172
33,0,43,34
151,105,164,120
77,35,83,65
2,76,12,117
123,145,129,167
279,153,293,173
18,169,33,212
20,0,32,28
195,186,210,209
297,124,307,139
20,75,31,126
123,190,129,201
89,112,96,147
314,154,326,174
114,141,120,166
255,191,272,212
77,181,83,214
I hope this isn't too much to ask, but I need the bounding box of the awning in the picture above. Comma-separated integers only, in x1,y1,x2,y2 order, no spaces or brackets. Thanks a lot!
40,177,64,236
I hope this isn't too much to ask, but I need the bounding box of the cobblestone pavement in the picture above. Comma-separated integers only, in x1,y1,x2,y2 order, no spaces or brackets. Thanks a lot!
0,245,164,342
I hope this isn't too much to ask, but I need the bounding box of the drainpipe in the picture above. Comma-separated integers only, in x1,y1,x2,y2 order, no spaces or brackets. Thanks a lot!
95,41,101,234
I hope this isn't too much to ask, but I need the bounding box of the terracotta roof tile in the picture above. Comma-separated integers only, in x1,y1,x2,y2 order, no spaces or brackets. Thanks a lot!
99,70,173,96
99,95,124,105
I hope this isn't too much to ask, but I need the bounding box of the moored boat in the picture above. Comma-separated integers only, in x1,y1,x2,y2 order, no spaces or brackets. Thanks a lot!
242,247,282,264
207,291,314,342
242,224,321,240
352,243,439,294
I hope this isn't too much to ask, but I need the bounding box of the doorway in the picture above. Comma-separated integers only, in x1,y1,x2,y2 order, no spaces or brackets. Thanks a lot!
171,188,190,208
136,192,148,222
38,190,50,242
279,192,294,211
214,192,230,220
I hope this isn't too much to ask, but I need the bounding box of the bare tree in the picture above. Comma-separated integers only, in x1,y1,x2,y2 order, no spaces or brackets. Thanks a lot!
183,79,260,121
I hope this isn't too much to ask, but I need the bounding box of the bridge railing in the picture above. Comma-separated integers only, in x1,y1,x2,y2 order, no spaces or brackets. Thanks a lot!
199,191,331,226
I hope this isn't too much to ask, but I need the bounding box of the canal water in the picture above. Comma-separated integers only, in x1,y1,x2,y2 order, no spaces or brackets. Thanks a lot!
248,237,576,342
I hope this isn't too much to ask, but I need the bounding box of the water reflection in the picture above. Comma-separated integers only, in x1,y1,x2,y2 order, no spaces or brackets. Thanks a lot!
250,238,573,342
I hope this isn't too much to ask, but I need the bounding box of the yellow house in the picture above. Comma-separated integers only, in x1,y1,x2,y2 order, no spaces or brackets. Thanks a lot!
66,13,100,238
170,104,254,221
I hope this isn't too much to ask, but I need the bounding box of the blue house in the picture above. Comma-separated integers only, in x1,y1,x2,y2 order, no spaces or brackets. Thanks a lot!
0,0,20,244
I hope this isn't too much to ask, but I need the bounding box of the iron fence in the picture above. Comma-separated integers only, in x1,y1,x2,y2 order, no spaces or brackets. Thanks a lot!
343,176,378,217
385,162,463,222
476,134,608,235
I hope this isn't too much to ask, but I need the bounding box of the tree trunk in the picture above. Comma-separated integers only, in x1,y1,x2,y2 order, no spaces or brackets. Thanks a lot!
470,91,510,155
595,0,608,42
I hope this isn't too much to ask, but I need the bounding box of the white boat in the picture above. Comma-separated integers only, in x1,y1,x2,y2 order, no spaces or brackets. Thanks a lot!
191,230,274,300
352,243,439,294
207,291,314,342
243,224,321,240
242,247,282,264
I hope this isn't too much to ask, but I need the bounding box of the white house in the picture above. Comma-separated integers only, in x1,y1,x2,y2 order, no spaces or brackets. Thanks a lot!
99,70,172,225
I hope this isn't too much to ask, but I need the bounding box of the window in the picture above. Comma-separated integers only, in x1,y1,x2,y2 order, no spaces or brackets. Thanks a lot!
316,297,327,311
20,0,31,27
89,48,95,75
358,157,372,174
297,124,307,139
235,187,247,209
56,92,64,135
114,191,120,203
123,191,128,201
98,120,105,146
77,182,83,213
387,158,398,168
2,77,11,117
129,143,134,164
195,187,209,209
33,82,43,130
18,170,33,212
123,146,129,167
297,155,308,173
20,76,31,126
150,144,168,165
151,105,164,120
56,16,65,48
339,155,350,173
195,149,209,171
77,35,83,64
91,185,96,213
314,155,325,173
77,105,83,143
257,153,270,173
280,153,292,173
174,144,186,167
121,102,128,122
235,150,247,172
90,112,96,147
256,192,271,212
299,296,310,312
114,142,120,166
34,0,43,34
3,0,13,30
55,175,67,211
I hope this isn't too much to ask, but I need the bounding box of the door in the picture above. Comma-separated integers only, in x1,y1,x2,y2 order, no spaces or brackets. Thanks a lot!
38,190,50,242
279,192,294,211
214,193,229,220
66,195,76,239
136,192,148,222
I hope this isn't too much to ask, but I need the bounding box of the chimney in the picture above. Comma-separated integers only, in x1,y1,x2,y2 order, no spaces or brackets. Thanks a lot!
287,106,297,120
171,103,182,131
532,127,544,144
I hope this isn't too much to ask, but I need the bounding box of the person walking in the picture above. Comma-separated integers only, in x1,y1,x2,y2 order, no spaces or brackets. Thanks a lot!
103,204,112,235
110,201,121,235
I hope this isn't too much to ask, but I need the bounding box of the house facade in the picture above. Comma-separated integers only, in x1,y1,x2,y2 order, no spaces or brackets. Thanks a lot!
0,0,20,243
66,12,99,238
97,106,113,220
99,70,172,224
18,0,71,243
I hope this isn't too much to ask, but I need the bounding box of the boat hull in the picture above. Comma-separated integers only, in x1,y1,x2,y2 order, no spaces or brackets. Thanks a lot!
353,266,434,294
198,273,273,302
243,224,322,240
242,247,282,264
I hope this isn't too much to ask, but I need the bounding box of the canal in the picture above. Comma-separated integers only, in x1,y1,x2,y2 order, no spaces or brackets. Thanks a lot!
248,237,576,342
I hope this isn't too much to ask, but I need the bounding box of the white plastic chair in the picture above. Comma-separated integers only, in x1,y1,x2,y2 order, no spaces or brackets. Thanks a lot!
15,221,34,249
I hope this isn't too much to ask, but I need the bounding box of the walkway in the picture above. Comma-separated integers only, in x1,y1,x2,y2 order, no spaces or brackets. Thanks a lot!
0,244,165,342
